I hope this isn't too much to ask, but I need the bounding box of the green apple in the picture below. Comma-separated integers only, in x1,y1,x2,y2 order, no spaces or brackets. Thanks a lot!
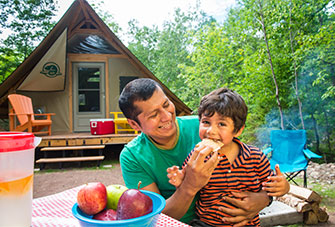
106,184,128,210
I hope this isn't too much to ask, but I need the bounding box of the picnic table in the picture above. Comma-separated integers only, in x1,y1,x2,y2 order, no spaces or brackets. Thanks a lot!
32,185,190,227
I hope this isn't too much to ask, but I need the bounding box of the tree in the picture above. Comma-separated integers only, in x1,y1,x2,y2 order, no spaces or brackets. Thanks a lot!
289,0,305,129
127,7,214,97
178,22,243,110
253,0,285,129
126,20,161,74
0,0,57,82
89,0,122,35
177,0,334,154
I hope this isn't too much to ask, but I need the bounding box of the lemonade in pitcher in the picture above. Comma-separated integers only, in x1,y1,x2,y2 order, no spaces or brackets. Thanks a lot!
0,132,37,227
0,173,33,226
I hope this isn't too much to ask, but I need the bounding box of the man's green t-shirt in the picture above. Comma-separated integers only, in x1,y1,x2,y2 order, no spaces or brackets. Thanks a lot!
119,115,201,223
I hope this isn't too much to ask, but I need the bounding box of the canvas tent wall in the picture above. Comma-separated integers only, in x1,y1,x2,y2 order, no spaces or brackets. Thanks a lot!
0,0,191,133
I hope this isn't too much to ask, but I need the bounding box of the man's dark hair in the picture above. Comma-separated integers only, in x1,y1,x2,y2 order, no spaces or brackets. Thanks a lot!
119,78,161,123
198,87,248,133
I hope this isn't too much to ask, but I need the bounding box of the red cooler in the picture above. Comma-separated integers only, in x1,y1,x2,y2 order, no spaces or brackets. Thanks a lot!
90,119,115,135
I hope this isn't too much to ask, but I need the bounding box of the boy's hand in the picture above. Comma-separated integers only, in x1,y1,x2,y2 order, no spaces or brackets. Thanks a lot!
263,164,290,197
167,166,184,188
218,191,269,227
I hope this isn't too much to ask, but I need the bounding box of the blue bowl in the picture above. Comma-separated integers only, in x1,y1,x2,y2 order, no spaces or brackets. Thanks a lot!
72,190,166,227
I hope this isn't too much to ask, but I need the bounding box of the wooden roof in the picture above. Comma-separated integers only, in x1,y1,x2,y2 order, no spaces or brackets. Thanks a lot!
0,0,191,117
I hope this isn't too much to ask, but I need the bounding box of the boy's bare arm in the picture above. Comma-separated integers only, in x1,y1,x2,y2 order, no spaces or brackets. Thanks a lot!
263,164,290,197
167,165,185,188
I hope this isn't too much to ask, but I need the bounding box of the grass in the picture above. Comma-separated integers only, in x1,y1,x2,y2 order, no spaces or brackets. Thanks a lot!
308,182,335,212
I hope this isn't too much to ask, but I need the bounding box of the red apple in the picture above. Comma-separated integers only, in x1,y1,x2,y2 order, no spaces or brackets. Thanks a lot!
116,182,153,220
77,182,107,215
93,209,117,221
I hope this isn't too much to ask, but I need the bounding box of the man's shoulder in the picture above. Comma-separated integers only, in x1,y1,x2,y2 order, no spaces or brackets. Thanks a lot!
120,134,154,169
177,115,198,121
123,133,146,150
176,115,200,145
177,115,199,128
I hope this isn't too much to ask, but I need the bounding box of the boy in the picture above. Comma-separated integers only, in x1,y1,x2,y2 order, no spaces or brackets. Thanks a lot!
167,87,289,226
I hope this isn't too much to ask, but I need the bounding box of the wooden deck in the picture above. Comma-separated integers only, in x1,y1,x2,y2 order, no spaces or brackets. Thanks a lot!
38,132,138,147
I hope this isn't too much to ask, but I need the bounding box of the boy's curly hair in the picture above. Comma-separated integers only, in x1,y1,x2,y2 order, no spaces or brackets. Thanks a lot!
198,87,248,133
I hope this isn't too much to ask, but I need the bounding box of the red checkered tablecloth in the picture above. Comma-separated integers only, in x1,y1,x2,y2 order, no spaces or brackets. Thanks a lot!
32,185,190,227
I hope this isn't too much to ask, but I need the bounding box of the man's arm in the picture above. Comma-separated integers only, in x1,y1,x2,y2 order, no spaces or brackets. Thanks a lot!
143,145,221,220
219,190,270,227
142,182,196,220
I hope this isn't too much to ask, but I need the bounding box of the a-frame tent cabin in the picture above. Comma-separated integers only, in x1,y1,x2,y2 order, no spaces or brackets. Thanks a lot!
0,0,191,134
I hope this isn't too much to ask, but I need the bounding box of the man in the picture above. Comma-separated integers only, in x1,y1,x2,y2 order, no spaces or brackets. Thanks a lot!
118,78,285,226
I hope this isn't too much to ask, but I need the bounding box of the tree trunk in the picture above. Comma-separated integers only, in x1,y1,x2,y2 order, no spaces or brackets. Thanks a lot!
289,1,305,129
257,0,284,130
322,109,332,161
311,113,322,160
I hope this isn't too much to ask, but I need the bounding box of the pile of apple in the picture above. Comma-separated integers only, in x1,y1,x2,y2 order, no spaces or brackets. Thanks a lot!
77,182,153,221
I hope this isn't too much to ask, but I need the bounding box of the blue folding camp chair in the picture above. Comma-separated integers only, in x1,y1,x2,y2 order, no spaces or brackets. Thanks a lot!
263,130,321,187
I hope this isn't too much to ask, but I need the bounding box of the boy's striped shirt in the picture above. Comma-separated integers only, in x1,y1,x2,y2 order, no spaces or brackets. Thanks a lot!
183,138,273,226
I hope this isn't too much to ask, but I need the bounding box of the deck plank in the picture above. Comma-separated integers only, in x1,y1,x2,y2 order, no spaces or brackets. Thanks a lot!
40,145,105,151
38,132,138,147
36,156,105,163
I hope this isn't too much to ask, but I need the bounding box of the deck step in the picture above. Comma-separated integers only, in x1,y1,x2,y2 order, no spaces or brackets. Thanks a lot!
40,145,105,151
36,156,105,163
37,145,106,169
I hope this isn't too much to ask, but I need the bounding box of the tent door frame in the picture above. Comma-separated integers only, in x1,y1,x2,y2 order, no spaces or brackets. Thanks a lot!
72,62,105,132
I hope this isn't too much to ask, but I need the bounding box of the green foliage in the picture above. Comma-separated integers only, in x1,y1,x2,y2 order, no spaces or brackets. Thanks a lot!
126,20,161,73
127,6,214,96
0,0,57,83
0,0,333,161
124,0,334,160
176,0,335,160
89,0,122,35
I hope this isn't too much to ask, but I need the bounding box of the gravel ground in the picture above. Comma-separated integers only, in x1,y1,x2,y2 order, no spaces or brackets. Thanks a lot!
33,163,124,198
306,162,335,184
33,161,335,198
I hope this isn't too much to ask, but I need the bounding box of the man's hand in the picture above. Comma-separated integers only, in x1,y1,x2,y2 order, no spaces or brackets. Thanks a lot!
263,164,290,197
181,143,221,195
157,144,221,221
218,191,269,227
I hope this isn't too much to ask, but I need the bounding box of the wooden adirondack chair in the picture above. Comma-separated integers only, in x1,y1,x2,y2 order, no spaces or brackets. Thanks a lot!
8,94,55,136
